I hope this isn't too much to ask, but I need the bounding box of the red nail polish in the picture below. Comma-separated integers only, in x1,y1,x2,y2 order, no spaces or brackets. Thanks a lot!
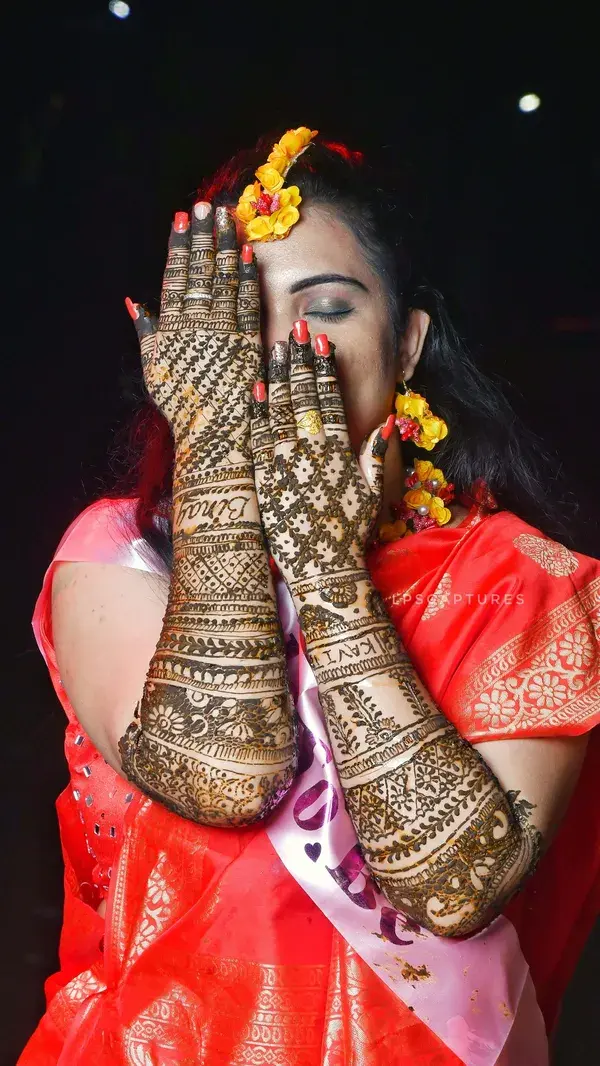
293,319,309,343
125,297,139,320
381,414,396,441
173,211,189,233
314,334,330,356
242,244,253,264
253,381,266,402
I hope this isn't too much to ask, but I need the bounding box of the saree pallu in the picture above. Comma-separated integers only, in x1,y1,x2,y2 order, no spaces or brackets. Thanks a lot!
19,498,600,1065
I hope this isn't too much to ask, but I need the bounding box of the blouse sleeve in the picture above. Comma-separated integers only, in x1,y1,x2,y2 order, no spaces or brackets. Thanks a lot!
440,524,600,743
32,496,166,684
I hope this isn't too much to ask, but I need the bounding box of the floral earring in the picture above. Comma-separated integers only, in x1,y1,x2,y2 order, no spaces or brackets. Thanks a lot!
378,375,455,541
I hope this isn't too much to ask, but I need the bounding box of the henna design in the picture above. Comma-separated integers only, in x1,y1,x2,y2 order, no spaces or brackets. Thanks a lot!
250,329,543,934
119,208,296,825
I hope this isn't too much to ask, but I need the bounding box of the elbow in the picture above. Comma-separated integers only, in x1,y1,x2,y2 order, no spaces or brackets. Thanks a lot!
119,724,296,827
377,879,502,940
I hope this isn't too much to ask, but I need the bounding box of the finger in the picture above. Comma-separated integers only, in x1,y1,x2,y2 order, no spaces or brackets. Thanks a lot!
237,244,260,335
182,200,214,324
289,321,325,444
125,297,157,366
313,334,351,449
250,379,274,479
358,416,395,495
208,207,239,332
159,212,191,327
268,341,297,453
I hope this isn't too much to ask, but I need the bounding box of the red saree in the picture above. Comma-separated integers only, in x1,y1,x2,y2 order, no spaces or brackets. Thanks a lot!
19,498,600,1065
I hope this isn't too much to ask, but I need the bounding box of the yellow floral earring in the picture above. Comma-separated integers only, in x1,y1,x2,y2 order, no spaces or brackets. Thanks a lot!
378,376,455,541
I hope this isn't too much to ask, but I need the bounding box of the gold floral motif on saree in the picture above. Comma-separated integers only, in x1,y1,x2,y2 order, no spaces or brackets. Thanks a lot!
513,533,579,577
422,572,453,621
456,576,600,734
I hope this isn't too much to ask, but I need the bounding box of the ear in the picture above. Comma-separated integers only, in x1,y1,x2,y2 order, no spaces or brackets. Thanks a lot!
397,309,431,382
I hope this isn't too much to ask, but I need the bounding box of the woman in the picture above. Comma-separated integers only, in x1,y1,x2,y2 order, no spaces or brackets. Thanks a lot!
20,128,600,1065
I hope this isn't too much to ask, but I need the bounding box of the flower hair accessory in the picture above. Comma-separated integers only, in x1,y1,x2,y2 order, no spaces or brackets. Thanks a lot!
379,459,456,541
235,126,318,243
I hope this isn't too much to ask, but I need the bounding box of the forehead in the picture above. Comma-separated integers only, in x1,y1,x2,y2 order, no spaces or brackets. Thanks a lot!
243,204,378,295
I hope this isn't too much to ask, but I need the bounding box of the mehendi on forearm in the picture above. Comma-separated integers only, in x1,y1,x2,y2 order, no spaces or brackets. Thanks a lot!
250,332,542,935
299,574,542,937
119,207,296,825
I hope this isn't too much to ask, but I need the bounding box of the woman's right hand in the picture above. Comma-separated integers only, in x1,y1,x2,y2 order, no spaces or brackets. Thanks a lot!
127,203,261,467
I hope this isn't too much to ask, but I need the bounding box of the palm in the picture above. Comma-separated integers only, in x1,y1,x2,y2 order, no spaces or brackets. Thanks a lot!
133,206,261,470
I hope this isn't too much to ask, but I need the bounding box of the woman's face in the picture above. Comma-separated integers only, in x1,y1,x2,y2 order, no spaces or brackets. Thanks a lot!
251,205,399,454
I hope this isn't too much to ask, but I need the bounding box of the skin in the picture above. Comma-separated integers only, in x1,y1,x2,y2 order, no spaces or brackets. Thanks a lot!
247,204,467,530
53,203,588,928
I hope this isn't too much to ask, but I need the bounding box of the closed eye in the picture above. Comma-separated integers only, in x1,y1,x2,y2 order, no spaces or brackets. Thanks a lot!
305,308,355,324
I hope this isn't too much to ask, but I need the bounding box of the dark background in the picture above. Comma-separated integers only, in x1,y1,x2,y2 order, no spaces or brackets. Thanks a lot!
4,2,599,1063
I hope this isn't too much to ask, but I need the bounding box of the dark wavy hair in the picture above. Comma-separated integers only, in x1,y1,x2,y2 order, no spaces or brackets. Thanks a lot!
110,133,576,570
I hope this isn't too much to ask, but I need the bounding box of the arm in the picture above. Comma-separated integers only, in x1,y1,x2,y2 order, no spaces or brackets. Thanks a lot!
251,329,587,935
118,206,296,825
54,206,295,826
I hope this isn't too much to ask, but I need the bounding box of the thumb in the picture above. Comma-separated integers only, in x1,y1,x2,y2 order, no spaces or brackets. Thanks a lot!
358,414,396,494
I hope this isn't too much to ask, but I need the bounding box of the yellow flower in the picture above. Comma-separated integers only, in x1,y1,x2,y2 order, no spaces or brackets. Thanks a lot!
429,497,452,525
419,417,448,447
255,164,284,194
235,199,257,224
246,215,275,241
279,126,318,157
278,185,302,208
272,205,300,236
239,182,260,204
414,459,434,483
279,129,307,157
396,392,427,420
379,519,407,542
267,145,290,174
404,488,432,510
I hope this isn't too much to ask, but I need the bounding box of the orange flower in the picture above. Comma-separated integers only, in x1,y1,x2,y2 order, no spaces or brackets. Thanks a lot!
404,488,432,510
379,519,407,542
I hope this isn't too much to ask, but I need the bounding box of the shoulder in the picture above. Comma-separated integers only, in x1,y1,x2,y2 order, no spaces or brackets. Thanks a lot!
52,495,169,576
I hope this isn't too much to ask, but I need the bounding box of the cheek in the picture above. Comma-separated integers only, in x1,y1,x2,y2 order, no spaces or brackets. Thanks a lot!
333,325,396,447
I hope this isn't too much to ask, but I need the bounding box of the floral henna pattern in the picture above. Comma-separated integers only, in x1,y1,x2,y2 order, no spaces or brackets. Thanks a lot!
250,330,542,935
119,207,296,825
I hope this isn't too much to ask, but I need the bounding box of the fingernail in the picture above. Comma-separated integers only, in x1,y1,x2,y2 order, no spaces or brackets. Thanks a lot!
215,205,230,227
242,244,253,264
253,381,266,402
381,414,396,441
314,334,330,356
173,211,189,233
193,201,211,220
125,297,139,320
293,319,309,343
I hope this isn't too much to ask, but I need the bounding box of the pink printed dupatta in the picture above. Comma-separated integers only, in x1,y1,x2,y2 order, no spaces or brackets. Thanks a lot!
20,497,600,1066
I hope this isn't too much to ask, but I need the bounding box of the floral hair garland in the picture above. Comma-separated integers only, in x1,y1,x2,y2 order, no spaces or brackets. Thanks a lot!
235,126,318,242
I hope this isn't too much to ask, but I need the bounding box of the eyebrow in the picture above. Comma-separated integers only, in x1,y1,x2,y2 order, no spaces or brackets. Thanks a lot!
288,273,369,295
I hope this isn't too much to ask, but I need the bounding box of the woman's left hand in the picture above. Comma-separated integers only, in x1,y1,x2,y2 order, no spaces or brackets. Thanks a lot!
250,322,394,593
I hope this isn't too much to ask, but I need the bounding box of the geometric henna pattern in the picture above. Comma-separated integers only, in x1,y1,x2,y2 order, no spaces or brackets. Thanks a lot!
119,206,296,825
250,333,542,935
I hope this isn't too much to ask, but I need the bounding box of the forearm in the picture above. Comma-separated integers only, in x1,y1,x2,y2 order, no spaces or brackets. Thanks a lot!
298,570,542,937
119,440,295,826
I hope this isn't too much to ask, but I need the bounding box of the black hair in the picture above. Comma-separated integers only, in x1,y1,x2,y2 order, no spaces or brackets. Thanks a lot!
111,133,577,569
